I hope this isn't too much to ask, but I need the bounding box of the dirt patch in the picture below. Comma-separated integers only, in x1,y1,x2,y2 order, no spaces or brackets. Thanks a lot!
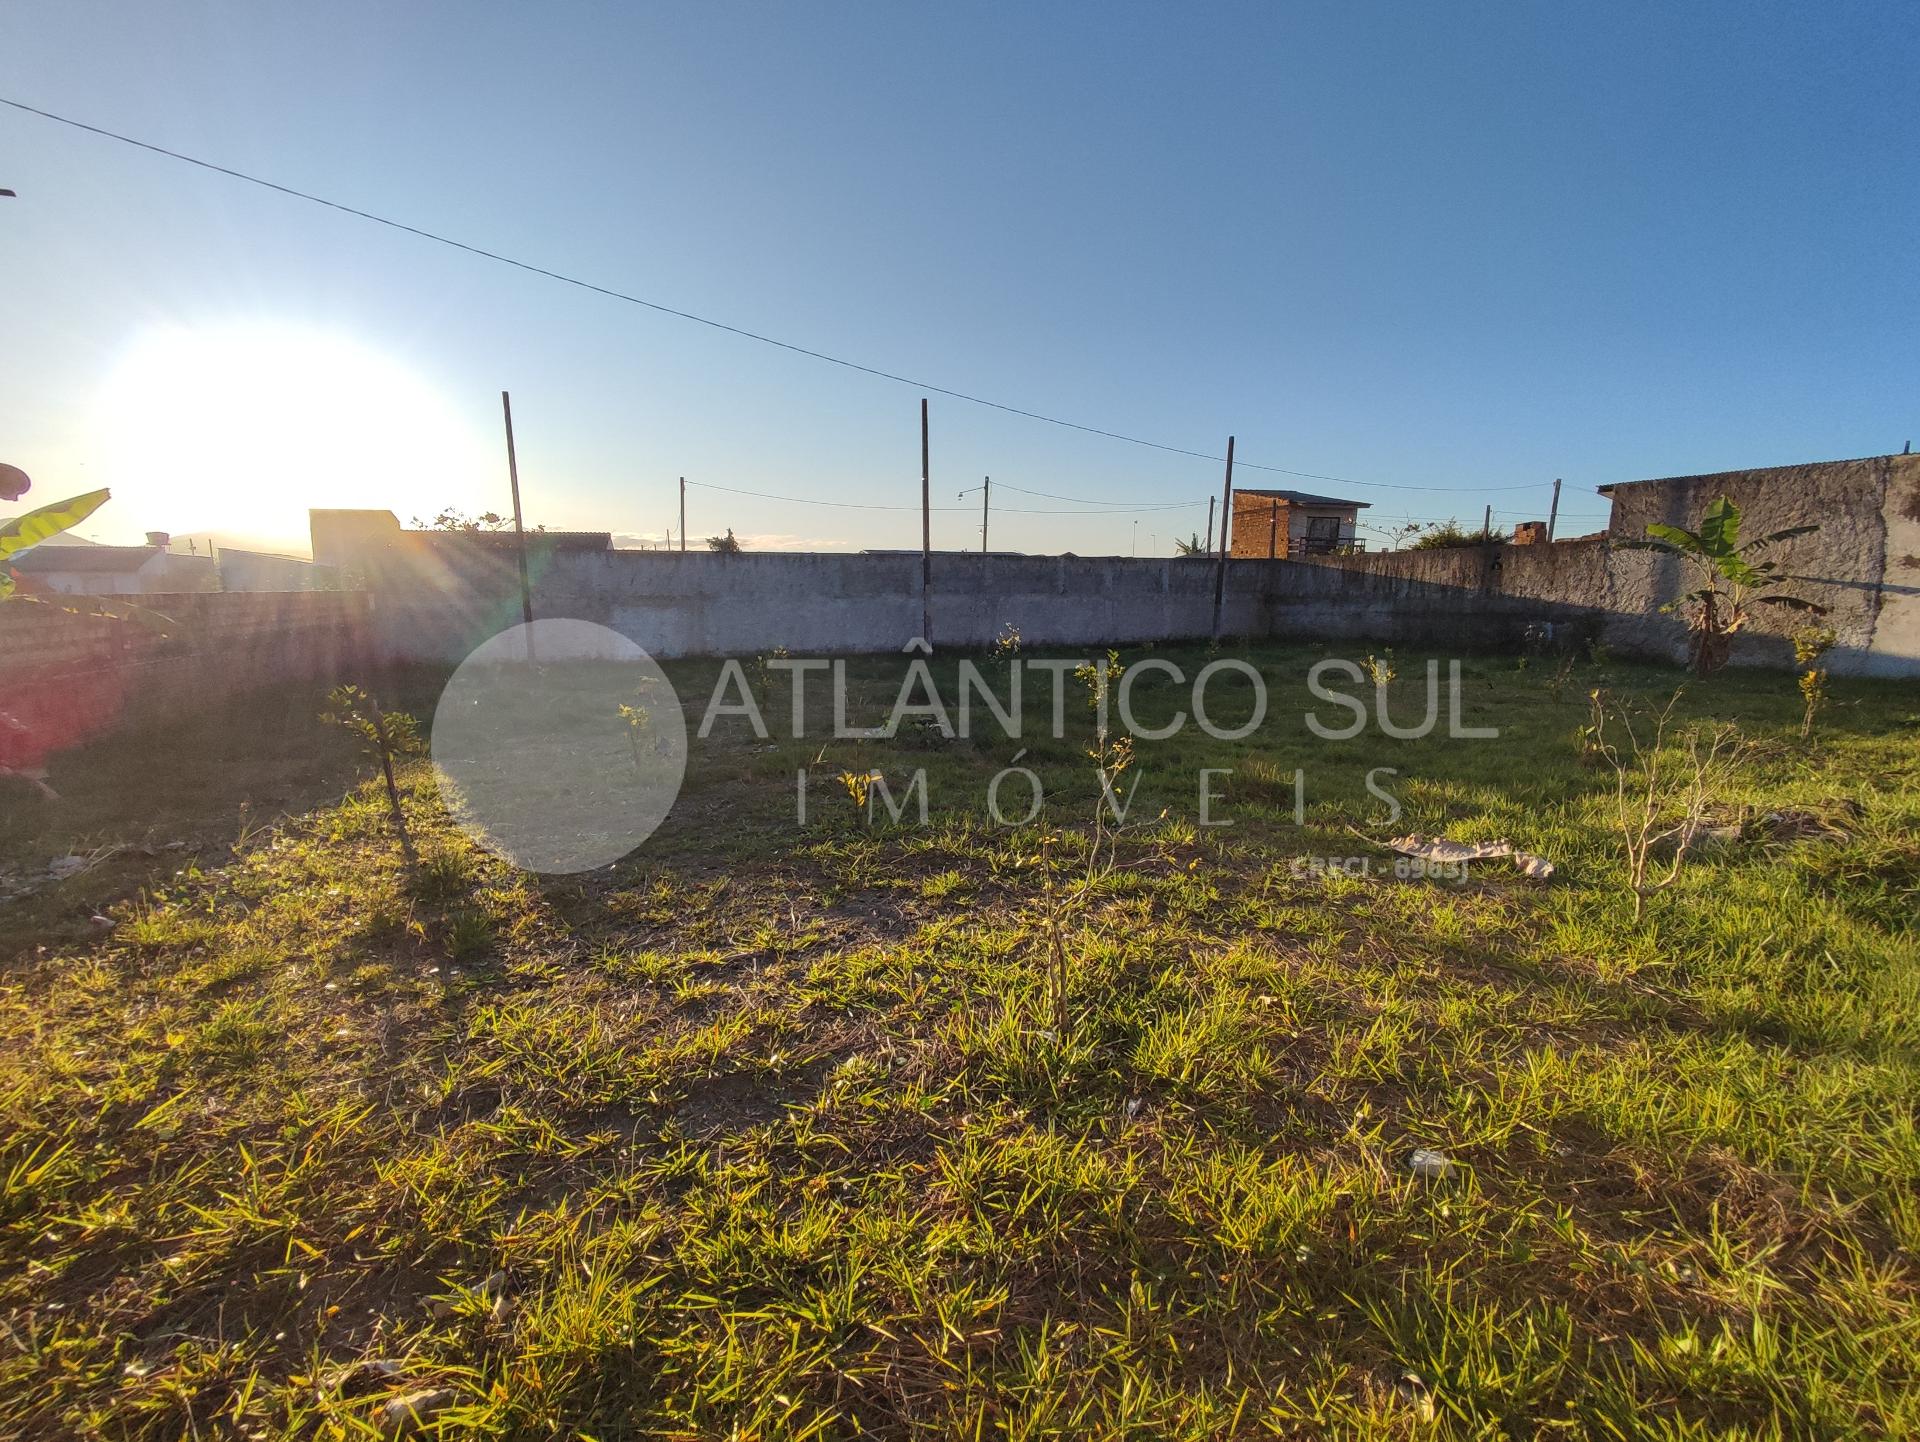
672,1070,797,1137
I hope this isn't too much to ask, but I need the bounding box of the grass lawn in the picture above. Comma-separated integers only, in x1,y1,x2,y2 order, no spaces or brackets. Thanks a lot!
1,643,1916,1439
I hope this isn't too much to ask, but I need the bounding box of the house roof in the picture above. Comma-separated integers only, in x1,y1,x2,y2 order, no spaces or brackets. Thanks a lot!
1233,489,1370,509
12,545,160,574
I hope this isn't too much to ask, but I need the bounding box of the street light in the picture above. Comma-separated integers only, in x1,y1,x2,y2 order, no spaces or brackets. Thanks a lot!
958,477,990,553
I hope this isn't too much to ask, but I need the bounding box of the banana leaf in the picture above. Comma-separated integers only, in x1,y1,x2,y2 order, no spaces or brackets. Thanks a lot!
0,489,112,604
0,489,111,563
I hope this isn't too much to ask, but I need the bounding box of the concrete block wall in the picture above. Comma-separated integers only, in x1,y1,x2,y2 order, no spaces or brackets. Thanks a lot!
14,457,1908,765
329,456,1913,678
1261,545,1602,650
921,554,1268,650
362,543,1288,662
217,547,340,592
1599,454,1916,674
357,534,1570,667
1303,457,1919,675
1873,456,1920,677
0,591,373,768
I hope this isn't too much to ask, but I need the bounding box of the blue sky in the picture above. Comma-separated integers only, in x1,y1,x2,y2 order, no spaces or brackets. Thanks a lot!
2,2,1914,555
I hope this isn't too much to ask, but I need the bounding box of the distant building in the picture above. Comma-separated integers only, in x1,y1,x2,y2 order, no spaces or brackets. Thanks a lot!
309,509,409,570
12,533,216,595
310,509,613,573
216,547,340,592
1227,489,1368,558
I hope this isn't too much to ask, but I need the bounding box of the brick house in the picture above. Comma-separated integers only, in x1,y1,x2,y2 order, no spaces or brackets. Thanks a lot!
1227,489,1368,558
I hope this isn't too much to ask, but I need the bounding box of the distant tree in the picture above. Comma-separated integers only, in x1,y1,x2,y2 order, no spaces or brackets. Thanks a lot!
414,507,511,532
1407,519,1507,550
707,529,742,553
412,507,548,534
1173,532,1206,555
1379,518,1431,550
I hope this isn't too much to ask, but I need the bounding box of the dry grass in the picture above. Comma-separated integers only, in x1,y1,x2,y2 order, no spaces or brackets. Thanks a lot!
0,645,1916,1439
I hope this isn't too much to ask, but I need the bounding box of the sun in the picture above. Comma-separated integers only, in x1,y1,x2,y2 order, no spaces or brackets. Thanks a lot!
93,322,495,552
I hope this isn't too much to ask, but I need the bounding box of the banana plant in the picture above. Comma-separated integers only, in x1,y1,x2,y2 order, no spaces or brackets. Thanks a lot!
2,484,115,800
1613,495,1824,675
2,485,172,632
1,487,112,599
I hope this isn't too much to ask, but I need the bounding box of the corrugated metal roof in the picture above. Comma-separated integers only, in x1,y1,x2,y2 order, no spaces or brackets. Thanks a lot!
1232,489,1370,508
12,545,160,574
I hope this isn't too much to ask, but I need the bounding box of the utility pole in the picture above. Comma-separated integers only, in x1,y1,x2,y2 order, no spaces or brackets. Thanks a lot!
1204,495,1215,553
1267,495,1279,559
1482,502,1493,543
501,390,535,663
1546,477,1562,543
920,398,931,645
1210,436,1236,639
679,476,687,552
981,475,990,553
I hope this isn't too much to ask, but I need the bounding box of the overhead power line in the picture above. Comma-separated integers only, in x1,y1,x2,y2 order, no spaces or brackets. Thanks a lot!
686,478,1200,516
993,482,1189,508
3,95,1552,499
686,479,966,513
999,501,1202,516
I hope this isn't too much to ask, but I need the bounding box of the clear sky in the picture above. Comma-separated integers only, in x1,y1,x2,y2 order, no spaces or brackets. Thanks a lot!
2,2,1914,556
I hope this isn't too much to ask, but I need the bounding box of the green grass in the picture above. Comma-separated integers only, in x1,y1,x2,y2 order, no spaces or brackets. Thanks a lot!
0,643,1916,1439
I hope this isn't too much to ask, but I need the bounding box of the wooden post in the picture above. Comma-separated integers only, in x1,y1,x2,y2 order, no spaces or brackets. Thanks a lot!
501,390,536,662
1204,495,1215,553
1210,436,1235,639
1546,477,1562,543
920,398,931,645
679,476,687,552
980,476,990,553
